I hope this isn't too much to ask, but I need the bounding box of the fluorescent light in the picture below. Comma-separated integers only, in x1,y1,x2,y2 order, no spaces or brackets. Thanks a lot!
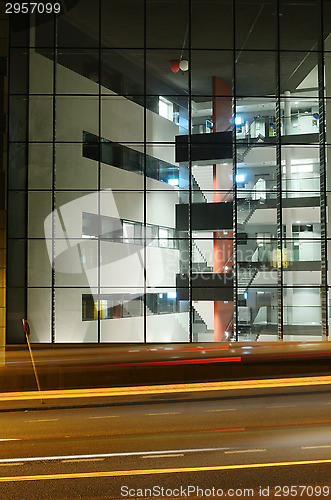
167,291,177,299
168,178,179,186
235,116,242,125
291,163,313,173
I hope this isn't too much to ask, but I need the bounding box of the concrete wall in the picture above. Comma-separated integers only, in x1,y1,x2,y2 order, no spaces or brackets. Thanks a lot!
0,5,8,351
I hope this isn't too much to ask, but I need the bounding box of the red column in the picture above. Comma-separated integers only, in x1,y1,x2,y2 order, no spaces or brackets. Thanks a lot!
212,76,233,342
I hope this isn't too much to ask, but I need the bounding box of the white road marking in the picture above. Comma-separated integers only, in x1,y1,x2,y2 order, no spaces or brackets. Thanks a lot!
88,416,119,419
0,439,20,442
205,409,237,412
0,447,228,464
266,405,296,408
25,419,58,423
142,454,184,459
302,445,331,449
147,412,180,416
225,449,266,454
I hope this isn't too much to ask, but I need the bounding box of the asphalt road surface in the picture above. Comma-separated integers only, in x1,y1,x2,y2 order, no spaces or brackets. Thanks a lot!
0,386,331,499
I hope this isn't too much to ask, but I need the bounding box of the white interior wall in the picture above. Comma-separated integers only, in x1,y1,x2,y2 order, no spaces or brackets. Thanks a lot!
28,50,181,343
289,288,321,325
100,313,189,343
146,313,189,342
55,288,98,343
27,288,52,343
100,316,144,343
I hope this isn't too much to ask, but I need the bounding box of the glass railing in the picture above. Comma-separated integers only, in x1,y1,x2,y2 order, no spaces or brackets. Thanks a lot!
283,306,321,326
82,293,189,321
282,176,320,197
236,112,319,141
238,239,321,269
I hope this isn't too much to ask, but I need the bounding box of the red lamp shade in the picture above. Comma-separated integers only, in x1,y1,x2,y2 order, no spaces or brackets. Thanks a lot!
170,60,180,73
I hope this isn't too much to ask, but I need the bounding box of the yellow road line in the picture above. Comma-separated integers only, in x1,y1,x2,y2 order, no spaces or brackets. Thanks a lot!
88,416,119,419
0,463,23,467
224,449,266,454
25,419,58,423
142,454,184,459
62,459,105,463
1,458,331,482
0,375,331,402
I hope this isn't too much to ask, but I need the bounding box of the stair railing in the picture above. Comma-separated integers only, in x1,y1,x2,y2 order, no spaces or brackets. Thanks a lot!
221,250,234,272
222,317,233,341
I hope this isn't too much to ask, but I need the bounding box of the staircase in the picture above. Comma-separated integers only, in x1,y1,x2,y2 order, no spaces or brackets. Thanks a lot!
192,241,212,272
237,195,261,225
237,267,258,296
192,307,208,341
193,301,214,330
192,165,213,202
237,134,264,163
191,174,208,203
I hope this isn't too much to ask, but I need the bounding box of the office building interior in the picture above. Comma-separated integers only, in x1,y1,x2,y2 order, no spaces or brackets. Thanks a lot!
2,0,331,344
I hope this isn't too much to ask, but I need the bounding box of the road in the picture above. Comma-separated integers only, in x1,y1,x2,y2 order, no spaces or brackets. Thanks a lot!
0,386,331,499
2,341,331,391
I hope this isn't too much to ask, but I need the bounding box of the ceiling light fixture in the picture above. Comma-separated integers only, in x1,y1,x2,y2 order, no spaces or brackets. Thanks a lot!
179,59,189,72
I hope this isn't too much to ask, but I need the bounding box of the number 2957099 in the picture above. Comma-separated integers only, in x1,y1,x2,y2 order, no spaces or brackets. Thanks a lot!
5,3,61,14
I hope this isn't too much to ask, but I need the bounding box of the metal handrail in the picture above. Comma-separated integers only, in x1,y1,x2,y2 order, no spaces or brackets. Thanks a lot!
222,318,233,341
221,251,234,272
223,189,233,203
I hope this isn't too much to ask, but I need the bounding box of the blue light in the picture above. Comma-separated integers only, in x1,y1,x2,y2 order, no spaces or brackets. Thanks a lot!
244,292,248,300
168,178,179,186
235,116,242,126
167,291,177,299
236,174,245,183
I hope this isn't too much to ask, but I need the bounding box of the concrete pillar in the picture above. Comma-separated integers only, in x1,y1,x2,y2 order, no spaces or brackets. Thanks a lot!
0,4,8,353
283,209,293,327
282,91,293,328
325,35,331,335
284,90,291,136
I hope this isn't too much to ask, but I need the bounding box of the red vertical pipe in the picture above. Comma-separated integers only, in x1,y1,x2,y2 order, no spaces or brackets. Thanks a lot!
212,77,233,342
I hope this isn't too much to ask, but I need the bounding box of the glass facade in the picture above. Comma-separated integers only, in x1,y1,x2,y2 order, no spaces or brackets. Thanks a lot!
4,0,331,343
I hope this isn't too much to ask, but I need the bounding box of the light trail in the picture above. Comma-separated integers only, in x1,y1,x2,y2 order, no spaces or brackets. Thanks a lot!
141,454,184,459
0,447,235,465
1,458,331,482
100,356,241,368
205,408,237,412
0,375,331,402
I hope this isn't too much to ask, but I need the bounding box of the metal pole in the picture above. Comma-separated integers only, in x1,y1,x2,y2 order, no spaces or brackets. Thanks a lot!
22,320,44,404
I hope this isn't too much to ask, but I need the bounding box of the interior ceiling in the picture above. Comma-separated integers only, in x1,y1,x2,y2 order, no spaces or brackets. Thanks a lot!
63,0,331,98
